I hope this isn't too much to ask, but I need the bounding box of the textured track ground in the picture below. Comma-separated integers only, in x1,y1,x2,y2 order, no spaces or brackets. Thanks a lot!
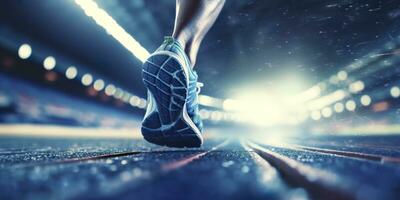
142,54,202,147
0,135,399,200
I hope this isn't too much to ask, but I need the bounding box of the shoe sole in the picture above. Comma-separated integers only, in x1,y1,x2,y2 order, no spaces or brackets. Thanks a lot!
141,51,203,148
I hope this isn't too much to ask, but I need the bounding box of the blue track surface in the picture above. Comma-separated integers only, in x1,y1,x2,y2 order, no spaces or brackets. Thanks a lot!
1,135,400,200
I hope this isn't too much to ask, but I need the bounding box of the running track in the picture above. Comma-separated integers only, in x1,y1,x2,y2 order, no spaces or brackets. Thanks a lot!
1,134,399,200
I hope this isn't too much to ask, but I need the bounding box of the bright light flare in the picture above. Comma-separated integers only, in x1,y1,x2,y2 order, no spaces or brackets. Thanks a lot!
293,84,322,102
311,110,321,121
307,90,347,110
223,99,242,111
198,95,223,108
223,92,301,126
221,74,317,126
74,0,150,62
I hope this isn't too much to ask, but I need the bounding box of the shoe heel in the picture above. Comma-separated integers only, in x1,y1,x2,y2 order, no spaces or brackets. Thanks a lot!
142,54,187,124
141,54,203,148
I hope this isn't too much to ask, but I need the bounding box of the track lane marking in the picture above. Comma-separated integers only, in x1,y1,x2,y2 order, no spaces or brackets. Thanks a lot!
261,141,400,164
47,151,145,164
11,150,148,168
161,151,207,171
245,141,354,200
293,145,400,164
81,139,230,198
291,140,400,152
161,139,230,171
240,140,300,198
9,147,177,168
12,140,230,169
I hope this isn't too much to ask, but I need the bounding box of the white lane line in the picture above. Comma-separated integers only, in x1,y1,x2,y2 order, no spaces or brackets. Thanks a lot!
161,139,230,171
258,141,400,165
245,141,354,200
293,144,400,164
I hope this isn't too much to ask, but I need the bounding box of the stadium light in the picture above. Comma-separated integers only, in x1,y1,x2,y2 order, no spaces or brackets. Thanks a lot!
345,100,356,111
43,56,56,70
321,107,332,118
65,66,78,79
122,93,131,103
360,95,371,106
113,88,124,99
81,73,93,86
334,102,344,113
93,79,105,91
129,96,140,107
137,98,147,109
74,0,150,62
18,44,32,59
105,84,116,96
390,86,400,98
349,81,365,93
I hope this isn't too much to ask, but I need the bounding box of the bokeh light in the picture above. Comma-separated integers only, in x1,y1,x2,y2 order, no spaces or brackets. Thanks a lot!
18,44,32,59
65,66,78,79
81,73,93,86
43,56,56,70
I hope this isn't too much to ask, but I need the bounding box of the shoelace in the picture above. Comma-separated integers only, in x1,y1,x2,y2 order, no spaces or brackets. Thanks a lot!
196,82,204,95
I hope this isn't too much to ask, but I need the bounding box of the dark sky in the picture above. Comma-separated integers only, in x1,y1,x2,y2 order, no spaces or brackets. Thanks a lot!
189,0,400,98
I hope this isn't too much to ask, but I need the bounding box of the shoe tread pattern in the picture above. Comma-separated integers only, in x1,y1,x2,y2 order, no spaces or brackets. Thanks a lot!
141,54,202,148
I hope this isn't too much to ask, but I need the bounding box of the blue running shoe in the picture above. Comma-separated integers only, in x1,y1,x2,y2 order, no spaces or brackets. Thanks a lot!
141,37,203,148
